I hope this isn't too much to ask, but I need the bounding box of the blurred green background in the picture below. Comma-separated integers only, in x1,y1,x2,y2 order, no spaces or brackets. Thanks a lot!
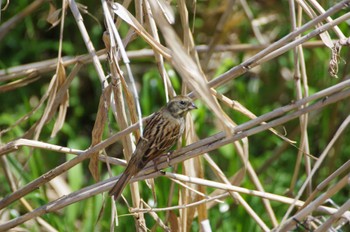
1,0,349,231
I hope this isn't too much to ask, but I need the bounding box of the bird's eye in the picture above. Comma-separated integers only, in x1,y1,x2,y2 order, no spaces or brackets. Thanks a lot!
179,100,185,105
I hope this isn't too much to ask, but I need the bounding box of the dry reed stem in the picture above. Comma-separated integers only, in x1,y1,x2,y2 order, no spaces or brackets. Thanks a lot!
1,78,349,206
207,0,350,89
1,77,349,230
280,115,350,228
1,0,350,231
0,0,46,40
0,41,336,87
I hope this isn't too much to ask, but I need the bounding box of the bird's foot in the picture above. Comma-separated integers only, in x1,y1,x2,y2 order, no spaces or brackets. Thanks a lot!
166,151,173,168
153,157,160,172
159,170,166,175
152,151,173,173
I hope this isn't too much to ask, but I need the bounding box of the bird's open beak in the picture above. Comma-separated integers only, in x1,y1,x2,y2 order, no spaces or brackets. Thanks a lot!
189,102,197,110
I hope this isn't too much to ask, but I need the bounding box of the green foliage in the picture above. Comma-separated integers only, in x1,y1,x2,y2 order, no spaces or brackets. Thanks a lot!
1,0,350,231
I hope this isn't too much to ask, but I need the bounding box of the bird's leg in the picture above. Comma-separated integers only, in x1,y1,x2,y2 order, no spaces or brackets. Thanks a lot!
152,157,162,173
152,151,173,174
166,151,173,168
153,159,166,175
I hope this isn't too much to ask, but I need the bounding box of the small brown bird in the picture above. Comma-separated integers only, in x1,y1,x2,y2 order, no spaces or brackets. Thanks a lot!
109,95,197,199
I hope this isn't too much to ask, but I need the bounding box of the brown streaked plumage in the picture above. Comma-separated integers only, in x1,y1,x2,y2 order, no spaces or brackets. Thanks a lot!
109,95,197,200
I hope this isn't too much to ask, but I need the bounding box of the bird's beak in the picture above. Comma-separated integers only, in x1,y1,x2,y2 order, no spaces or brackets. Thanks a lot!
189,102,197,110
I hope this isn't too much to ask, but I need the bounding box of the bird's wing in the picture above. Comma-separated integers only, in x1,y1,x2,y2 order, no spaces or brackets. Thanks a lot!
137,112,181,165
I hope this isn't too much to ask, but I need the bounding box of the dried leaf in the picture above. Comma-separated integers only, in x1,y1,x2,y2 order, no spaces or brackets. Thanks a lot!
89,86,112,181
111,3,171,60
157,0,175,24
119,75,140,139
328,38,350,78
0,75,40,93
51,62,69,137
319,30,333,49
33,72,58,140
46,2,62,28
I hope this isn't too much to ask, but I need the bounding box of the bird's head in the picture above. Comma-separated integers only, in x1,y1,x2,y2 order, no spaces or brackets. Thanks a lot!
166,95,197,118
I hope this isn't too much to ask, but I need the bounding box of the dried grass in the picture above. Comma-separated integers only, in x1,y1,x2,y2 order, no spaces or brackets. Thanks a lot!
1,0,350,231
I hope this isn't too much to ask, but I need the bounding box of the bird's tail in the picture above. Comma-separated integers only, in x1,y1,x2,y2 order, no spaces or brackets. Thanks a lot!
109,171,133,200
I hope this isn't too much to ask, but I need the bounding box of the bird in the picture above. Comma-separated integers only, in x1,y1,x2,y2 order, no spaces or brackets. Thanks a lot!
109,95,197,200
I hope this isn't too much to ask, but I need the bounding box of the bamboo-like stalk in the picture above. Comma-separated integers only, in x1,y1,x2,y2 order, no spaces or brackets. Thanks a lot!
1,77,350,230
1,0,349,231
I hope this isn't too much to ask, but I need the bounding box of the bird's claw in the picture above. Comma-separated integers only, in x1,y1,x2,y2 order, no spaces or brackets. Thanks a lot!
153,158,160,172
160,170,166,175
166,151,173,168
